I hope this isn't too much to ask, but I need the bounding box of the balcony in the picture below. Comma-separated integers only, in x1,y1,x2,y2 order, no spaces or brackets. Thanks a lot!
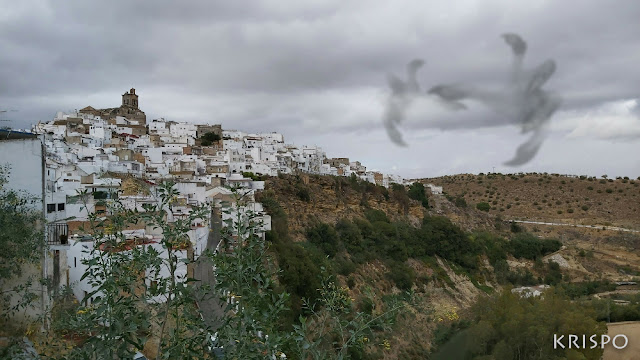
47,223,69,246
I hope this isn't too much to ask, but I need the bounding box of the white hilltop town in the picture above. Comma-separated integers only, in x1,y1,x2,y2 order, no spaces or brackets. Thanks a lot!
1,88,412,315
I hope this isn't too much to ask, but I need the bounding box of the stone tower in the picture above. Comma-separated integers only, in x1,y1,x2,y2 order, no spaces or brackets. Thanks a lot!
122,88,139,109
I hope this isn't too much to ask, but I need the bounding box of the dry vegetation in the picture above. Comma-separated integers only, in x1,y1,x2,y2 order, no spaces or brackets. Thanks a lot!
422,173,640,229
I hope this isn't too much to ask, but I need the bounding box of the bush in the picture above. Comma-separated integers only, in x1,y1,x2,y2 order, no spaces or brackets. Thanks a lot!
386,261,414,290
296,185,311,202
509,222,523,233
273,240,322,302
476,202,491,212
200,131,221,146
306,222,340,257
509,233,561,260
407,182,429,208
363,208,389,223
454,196,467,208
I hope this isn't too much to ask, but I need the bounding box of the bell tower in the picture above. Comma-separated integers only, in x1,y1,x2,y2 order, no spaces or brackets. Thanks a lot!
122,88,139,109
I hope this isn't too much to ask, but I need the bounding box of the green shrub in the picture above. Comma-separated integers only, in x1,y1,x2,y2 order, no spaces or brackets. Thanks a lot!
454,197,467,208
363,208,389,223
296,185,311,202
306,222,340,257
407,182,429,208
386,261,414,290
509,233,561,260
200,131,221,146
476,202,491,212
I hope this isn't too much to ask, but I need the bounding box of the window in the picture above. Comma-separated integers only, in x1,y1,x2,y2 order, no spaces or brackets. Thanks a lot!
74,257,77,268
47,204,56,213
57,203,65,211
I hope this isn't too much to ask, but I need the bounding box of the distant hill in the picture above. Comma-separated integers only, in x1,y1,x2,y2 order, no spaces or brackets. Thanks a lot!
420,173,640,230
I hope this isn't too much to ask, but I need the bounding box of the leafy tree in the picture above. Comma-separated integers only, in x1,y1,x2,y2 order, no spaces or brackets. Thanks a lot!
390,184,410,214
407,182,429,208
420,216,478,268
363,208,389,224
209,188,291,359
200,131,221,146
509,233,561,260
335,219,364,257
0,165,44,328
306,222,340,257
51,183,211,359
467,290,606,359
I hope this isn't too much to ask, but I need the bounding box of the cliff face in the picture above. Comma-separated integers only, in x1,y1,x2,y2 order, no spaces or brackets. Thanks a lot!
261,173,640,358
260,174,490,357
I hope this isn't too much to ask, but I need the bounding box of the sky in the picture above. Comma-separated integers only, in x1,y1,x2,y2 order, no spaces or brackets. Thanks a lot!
1,0,639,179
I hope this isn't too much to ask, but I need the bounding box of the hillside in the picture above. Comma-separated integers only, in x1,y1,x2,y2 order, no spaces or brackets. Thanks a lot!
258,174,492,358
257,173,640,359
422,173,640,229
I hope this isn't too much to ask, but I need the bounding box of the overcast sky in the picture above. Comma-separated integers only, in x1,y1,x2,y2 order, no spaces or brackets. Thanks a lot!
1,0,639,179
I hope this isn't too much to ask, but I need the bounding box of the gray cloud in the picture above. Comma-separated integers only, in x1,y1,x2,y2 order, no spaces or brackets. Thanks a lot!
1,0,640,176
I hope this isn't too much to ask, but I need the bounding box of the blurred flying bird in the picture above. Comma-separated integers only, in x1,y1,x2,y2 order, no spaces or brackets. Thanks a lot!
384,33,562,166
383,59,424,146
428,33,562,166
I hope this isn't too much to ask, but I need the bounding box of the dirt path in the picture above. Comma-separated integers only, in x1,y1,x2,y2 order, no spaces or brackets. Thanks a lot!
509,220,640,233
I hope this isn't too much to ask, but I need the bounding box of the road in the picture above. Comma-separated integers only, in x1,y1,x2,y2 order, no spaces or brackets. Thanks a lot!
509,220,640,233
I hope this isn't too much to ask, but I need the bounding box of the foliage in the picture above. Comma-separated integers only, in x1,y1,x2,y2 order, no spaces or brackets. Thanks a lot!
363,208,389,224
306,222,341,258
466,290,606,359
560,280,617,299
390,184,410,214
292,272,405,360
208,189,291,359
509,221,523,233
418,216,480,269
407,183,429,208
241,172,264,181
509,233,562,260
50,182,211,359
0,165,44,327
296,184,311,202
200,132,221,146
385,261,414,290
476,202,491,212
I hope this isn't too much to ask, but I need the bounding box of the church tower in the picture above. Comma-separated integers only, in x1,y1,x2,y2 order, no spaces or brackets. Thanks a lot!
122,88,139,109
